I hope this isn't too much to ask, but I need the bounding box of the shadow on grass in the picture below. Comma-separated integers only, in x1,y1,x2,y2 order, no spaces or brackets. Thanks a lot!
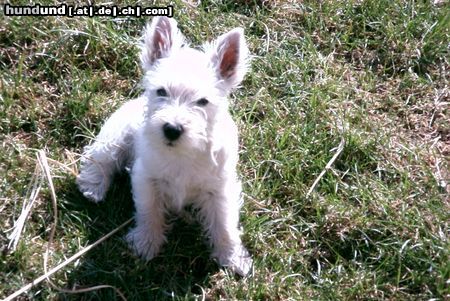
62,173,219,300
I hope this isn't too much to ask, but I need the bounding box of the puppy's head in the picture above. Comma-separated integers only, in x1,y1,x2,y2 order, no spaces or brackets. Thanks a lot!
140,17,249,153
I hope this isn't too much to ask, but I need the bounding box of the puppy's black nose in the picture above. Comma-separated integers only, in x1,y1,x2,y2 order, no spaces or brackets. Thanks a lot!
163,123,184,141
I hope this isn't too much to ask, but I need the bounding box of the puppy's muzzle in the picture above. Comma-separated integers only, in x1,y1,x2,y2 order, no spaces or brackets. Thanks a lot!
163,122,184,141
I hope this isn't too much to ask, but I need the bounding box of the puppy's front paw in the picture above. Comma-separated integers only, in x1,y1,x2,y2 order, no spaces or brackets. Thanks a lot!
215,244,253,277
126,226,165,261
229,245,253,277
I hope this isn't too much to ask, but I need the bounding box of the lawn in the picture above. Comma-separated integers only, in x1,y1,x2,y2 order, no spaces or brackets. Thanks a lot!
1,0,448,300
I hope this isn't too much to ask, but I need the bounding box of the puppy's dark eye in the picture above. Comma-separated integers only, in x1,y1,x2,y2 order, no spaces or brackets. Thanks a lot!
156,88,168,97
196,98,209,106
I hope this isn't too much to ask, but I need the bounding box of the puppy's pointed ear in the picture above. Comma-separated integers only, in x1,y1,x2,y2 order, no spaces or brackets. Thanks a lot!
141,17,185,72
208,28,250,93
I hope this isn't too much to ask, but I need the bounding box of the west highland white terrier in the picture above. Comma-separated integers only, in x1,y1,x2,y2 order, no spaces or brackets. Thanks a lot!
76,16,252,276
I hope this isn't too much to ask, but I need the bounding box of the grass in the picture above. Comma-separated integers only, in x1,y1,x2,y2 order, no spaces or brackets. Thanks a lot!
1,0,448,300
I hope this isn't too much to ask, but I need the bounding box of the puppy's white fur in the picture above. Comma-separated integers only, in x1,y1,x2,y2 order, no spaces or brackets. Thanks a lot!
77,17,252,276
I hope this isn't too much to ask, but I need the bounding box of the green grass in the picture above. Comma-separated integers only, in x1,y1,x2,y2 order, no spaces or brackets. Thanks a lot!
1,0,449,300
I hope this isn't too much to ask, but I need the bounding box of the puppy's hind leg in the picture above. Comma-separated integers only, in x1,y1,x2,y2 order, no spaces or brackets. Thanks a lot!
77,98,145,202
77,139,128,202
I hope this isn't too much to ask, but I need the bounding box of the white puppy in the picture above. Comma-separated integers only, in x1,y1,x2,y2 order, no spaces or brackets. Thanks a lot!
77,16,252,276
